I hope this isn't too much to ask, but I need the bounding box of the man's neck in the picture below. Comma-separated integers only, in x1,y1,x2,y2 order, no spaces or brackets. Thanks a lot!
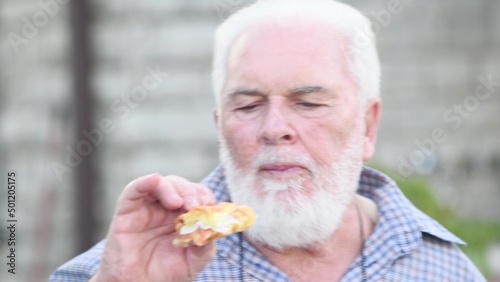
247,195,377,282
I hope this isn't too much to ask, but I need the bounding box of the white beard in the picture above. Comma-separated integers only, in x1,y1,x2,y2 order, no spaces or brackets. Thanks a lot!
218,126,365,250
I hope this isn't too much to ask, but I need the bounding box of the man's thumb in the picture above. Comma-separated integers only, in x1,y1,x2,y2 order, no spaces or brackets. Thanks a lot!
186,242,216,278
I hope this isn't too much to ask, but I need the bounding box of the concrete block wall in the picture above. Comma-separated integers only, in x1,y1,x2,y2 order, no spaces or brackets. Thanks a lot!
351,0,500,219
0,0,76,281
88,0,224,237
0,0,498,281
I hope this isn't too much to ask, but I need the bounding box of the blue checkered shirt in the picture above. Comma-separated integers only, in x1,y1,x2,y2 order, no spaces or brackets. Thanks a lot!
49,166,485,281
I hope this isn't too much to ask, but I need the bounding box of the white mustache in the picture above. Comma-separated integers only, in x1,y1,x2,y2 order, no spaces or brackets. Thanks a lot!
252,148,315,170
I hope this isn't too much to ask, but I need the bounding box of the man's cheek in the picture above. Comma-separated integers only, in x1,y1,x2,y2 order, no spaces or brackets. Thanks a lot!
225,130,259,165
222,134,256,166
232,140,258,165
309,141,336,166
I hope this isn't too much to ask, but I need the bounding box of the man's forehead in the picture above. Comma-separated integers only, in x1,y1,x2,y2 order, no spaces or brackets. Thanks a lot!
226,22,349,78
222,20,354,101
229,20,348,56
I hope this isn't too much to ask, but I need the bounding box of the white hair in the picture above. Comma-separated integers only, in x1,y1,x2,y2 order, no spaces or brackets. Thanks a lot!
212,0,380,107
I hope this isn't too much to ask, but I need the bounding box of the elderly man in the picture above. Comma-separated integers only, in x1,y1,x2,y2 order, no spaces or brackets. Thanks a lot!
50,0,485,281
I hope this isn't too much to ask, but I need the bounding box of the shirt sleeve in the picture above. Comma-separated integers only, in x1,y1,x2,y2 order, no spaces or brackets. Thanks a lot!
49,240,105,282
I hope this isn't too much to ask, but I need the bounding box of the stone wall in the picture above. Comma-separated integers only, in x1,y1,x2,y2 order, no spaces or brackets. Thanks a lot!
0,0,498,281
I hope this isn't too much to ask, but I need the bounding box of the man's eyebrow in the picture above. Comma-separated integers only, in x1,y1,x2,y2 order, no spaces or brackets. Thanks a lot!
228,88,264,97
227,86,330,97
289,86,328,95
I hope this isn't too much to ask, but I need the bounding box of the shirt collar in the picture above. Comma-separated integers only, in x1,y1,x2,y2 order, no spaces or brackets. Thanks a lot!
359,166,464,246
352,166,465,278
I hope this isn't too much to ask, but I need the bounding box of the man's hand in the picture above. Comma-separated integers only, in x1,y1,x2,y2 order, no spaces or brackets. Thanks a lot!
91,174,217,282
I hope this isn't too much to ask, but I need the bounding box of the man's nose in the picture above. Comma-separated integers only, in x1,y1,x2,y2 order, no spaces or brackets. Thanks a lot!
258,104,297,145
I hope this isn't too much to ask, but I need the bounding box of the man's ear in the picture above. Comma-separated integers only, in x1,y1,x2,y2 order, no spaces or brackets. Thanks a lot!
213,108,220,130
362,98,382,162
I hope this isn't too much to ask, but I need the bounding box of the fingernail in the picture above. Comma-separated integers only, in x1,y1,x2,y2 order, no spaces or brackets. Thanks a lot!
185,196,200,209
199,194,210,205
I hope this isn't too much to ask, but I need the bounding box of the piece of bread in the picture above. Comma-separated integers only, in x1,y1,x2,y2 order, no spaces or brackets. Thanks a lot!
173,202,257,247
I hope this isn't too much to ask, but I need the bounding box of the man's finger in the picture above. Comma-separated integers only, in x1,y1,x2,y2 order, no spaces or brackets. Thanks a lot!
116,173,163,215
155,176,216,211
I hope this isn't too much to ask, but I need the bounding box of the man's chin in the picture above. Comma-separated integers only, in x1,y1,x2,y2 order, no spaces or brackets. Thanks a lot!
248,180,311,208
265,190,315,212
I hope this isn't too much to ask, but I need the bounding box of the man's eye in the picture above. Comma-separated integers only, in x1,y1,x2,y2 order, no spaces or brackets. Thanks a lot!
236,104,260,111
298,102,322,108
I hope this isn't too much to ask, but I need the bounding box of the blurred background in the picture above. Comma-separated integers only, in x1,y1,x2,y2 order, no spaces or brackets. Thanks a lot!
0,0,499,281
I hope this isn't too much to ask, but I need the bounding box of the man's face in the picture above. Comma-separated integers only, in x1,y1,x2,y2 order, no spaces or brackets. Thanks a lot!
215,23,379,249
